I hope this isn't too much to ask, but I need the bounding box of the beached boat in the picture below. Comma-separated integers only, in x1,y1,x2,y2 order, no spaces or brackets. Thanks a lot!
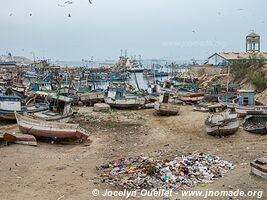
105,96,145,109
154,101,180,116
192,103,209,112
31,95,74,123
79,91,104,106
0,95,48,120
205,104,239,136
3,132,37,146
218,96,238,104
15,112,90,141
154,92,180,116
11,84,27,94
104,83,145,109
235,106,267,118
234,90,267,117
180,93,204,104
243,115,267,134
250,156,267,179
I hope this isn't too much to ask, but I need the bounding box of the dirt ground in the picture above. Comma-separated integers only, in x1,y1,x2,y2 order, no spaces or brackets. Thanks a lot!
0,106,266,200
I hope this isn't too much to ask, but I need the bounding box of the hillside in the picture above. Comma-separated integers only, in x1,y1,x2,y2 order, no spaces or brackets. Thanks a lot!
0,55,33,65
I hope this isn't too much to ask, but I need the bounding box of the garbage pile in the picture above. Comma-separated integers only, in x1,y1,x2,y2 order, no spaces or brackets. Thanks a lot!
96,152,234,190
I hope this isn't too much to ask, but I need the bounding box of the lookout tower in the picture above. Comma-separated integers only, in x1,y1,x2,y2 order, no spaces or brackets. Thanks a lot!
246,32,260,53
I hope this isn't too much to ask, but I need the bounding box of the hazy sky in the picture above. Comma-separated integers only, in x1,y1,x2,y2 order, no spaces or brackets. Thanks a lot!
0,0,266,61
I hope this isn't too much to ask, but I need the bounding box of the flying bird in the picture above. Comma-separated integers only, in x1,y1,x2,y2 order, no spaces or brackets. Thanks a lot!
88,0,92,4
68,13,71,17
29,13,32,16
192,30,195,33
64,1,73,4
9,13,13,16
58,4,66,7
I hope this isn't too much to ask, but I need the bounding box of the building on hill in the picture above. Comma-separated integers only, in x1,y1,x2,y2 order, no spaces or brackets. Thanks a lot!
207,52,267,66
207,32,266,66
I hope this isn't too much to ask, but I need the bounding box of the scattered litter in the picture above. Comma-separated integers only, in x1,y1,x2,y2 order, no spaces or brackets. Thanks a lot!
96,152,234,190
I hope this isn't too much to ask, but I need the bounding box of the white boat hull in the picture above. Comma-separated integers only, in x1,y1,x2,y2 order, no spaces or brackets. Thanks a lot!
15,112,89,140
205,112,239,136
104,97,145,109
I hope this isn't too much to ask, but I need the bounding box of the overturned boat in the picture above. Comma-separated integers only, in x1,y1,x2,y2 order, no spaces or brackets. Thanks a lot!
205,104,239,136
15,112,89,141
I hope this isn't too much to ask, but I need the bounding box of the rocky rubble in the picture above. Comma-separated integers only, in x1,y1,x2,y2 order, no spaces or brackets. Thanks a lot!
255,88,267,105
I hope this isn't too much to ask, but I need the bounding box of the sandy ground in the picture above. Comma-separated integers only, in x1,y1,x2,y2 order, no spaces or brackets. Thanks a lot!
0,106,266,200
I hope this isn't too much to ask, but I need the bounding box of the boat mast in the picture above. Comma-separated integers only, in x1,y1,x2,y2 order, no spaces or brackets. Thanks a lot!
226,63,230,96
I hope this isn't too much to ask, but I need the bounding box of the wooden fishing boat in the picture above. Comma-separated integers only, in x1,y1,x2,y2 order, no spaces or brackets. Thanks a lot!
235,90,267,117
243,115,267,134
192,104,209,112
180,93,204,104
31,95,74,123
218,96,238,104
3,132,37,146
154,92,180,116
154,101,180,116
205,104,239,136
104,83,145,109
250,156,267,179
11,84,26,94
79,91,104,106
104,96,145,109
15,112,90,141
235,106,267,118
0,95,49,120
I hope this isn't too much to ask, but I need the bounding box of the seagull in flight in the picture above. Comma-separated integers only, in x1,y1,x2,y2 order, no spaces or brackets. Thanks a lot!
68,13,71,17
64,1,73,4
88,0,92,4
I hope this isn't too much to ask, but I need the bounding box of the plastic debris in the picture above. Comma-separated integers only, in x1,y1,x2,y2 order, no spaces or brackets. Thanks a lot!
97,152,234,190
